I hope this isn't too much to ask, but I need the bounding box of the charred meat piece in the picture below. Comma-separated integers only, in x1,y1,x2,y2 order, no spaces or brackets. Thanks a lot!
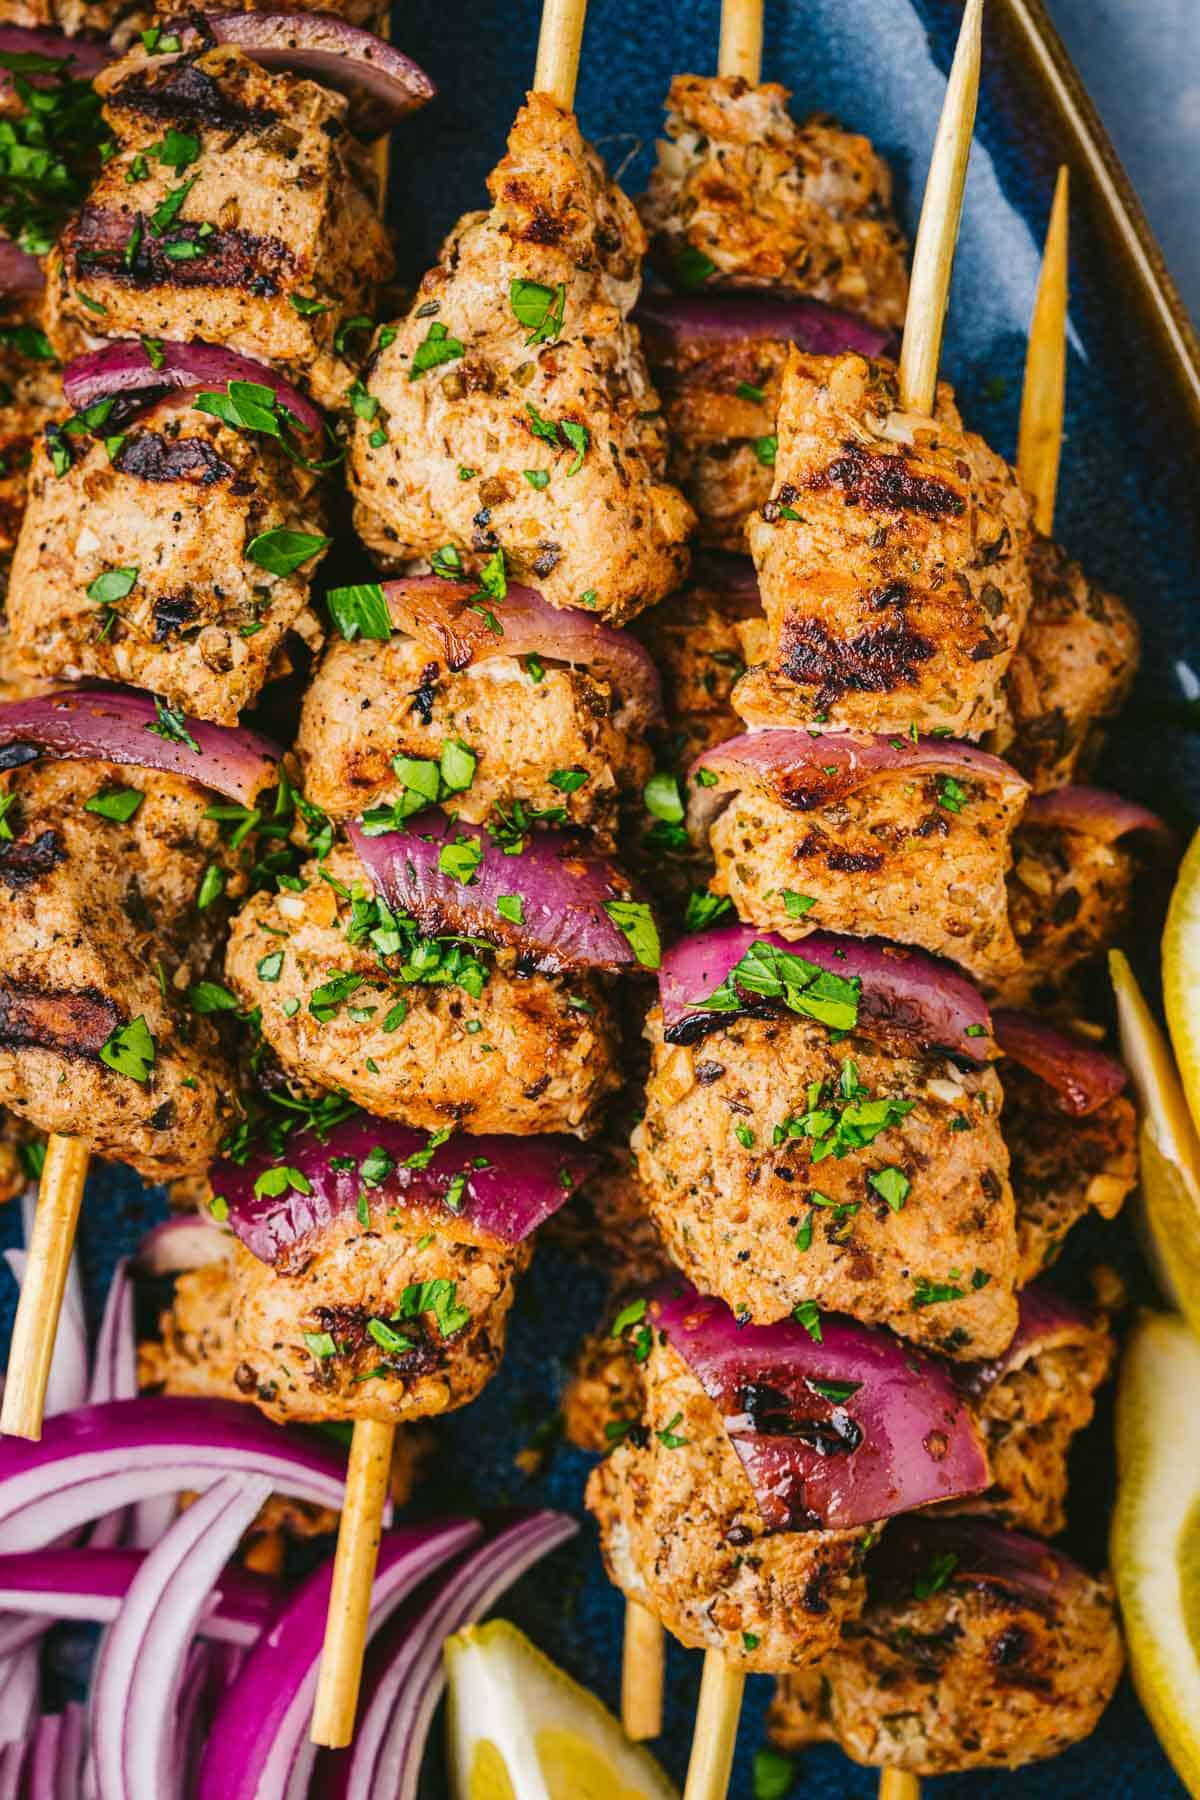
224,845,620,1136
349,93,694,623
997,534,1140,792
769,1518,1123,1773
0,310,62,604
546,1146,670,1290
8,393,326,725
297,635,650,847
46,45,392,407
561,1307,644,1455
631,556,758,766
586,1331,872,1671
690,736,1029,986
0,759,243,1176
633,1004,1017,1359
640,77,909,329
1002,1057,1137,1281
1000,820,1137,1008
741,352,1034,738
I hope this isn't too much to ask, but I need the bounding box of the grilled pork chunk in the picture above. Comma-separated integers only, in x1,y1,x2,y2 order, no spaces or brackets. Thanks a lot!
349,93,694,623
0,758,242,1175
1003,1059,1137,1281
997,535,1140,792
225,845,620,1136
1000,819,1137,1008
297,637,650,846
741,352,1034,738
0,311,61,602
631,557,758,765
562,1311,643,1454
8,393,326,724
640,77,909,329
46,44,392,407
770,1521,1122,1774
586,1331,872,1671
633,1006,1017,1359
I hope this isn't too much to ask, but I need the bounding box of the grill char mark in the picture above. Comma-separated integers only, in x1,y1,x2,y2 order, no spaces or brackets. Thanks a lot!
115,433,234,486
778,614,936,702
105,61,278,136
71,206,294,295
0,831,66,888
0,983,122,1058
806,442,966,519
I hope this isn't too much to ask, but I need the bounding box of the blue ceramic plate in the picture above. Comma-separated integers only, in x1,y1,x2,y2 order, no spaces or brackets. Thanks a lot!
5,2,1199,1794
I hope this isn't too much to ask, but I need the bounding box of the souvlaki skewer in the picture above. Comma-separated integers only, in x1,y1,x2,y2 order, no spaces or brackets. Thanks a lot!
0,16,433,1444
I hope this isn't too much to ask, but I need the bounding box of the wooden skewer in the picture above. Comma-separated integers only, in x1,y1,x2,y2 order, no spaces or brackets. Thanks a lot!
897,0,986,415
628,0,765,1752
311,0,591,1751
683,1654,745,1800
1017,164,1070,533
0,1135,90,1439
879,1773,922,1800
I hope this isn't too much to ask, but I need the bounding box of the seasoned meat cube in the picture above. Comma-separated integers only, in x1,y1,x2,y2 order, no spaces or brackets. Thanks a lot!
632,1006,1017,1359
225,845,620,1136
999,820,1136,1008
297,636,650,845
0,759,243,1176
997,535,1140,791
691,738,1028,985
8,393,326,724
1002,1059,1137,1280
1,314,62,585
631,556,758,765
46,45,392,407
562,1312,642,1454
348,93,694,623
741,352,1034,739
586,1331,872,1671
950,1304,1115,1537
770,1519,1123,1773
546,1146,669,1289
182,1209,528,1427
640,77,909,329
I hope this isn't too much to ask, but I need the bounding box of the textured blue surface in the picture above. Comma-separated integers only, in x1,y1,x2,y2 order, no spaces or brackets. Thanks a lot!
5,1,1200,1794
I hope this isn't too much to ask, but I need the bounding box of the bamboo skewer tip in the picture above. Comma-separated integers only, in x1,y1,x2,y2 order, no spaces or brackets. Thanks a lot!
1017,163,1070,534
0,1134,91,1442
533,0,589,110
718,0,764,84
682,1652,746,1800
898,0,986,416
621,1599,665,1742
310,1416,396,1747
879,1770,923,1800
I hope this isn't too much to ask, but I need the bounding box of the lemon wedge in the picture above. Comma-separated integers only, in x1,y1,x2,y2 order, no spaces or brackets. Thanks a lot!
1113,1311,1200,1796
1110,949,1200,1338
445,1619,679,1800
1164,824,1200,1139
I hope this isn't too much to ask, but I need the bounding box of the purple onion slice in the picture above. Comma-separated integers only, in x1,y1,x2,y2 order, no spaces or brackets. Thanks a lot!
958,1281,1101,1401
634,291,894,361
993,1009,1127,1116
62,339,323,437
1022,785,1169,844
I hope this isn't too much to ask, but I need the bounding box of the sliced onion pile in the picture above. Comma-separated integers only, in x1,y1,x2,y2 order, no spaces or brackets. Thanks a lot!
377,576,661,731
209,1112,598,1266
1022,784,1170,844
659,924,995,1060
350,810,659,973
993,1008,1127,1116
155,12,435,137
634,291,895,361
957,1281,1100,1402
688,728,1028,836
62,340,324,437
0,688,283,806
0,1198,577,1795
651,1281,988,1532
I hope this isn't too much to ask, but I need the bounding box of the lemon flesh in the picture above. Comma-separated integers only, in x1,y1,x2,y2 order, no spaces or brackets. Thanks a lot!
1111,949,1200,1337
1164,824,1200,1139
445,1619,679,1800
1113,1311,1200,1796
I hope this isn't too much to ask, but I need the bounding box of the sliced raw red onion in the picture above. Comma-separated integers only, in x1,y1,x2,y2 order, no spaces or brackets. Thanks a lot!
0,239,44,298
651,1282,988,1532
958,1281,1099,1401
659,925,995,1061
0,690,283,806
197,1521,480,1800
349,811,658,973
91,1474,272,1800
868,1514,1096,1607
634,292,894,360
61,339,323,437
0,1396,356,1550
993,1009,1127,1117
29,1707,75,1800
688,729,1027,836
137,1214,232,1275
0,1647,36,1749
85,1257,137,1550
0,1738,23,1800
211,1113,597,1266
0,1547,277,1646
331,1511,578,1800
1022,785,1169,843
378,577,661,731
159,13,435,136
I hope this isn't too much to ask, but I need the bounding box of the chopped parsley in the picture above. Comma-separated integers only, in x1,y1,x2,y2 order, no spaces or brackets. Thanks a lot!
781,891,816,919
147,698,200,754
674,245,716,289
913,1552,959,1599
643,771,684,823
245,528,331,578
752,435,778,467
84,786,143,824
409,320,464,379
684,890,734,933
655,1411,689,1449
792,1299,823,1342
99,1015,155,1084
868,1166,911,1211
85,565,138,606
602,899,661,970
326,581,392,642
937,775,967,814
509,277,566,345
700,940,860,1031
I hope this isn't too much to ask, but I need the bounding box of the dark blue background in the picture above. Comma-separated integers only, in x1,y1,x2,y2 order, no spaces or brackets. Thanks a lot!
7,1,1200,1792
